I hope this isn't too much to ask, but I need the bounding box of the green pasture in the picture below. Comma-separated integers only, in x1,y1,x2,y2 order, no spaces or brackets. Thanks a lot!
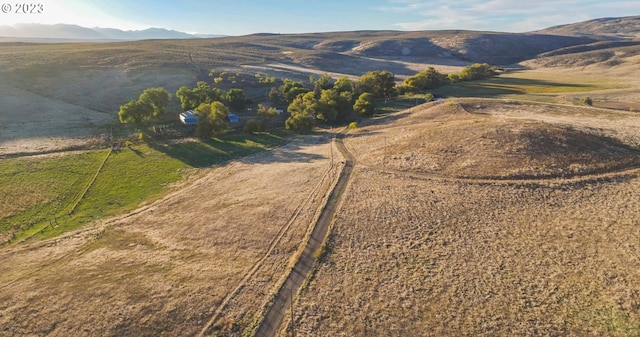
434,70,624,101
0,131,289,243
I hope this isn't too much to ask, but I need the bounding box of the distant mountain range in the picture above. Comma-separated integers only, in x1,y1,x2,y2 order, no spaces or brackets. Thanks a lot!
0,23,224,41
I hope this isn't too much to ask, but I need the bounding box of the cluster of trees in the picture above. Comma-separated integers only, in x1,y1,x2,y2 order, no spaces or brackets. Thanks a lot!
255,72,276,85
175,82,252,137
118,87,171,124
244,104,280,134
176,81,248,112
193,101,230,137
399,63,496,94
118,63,498,137
209,69,241,85
274,64,496,133
269,71,397,133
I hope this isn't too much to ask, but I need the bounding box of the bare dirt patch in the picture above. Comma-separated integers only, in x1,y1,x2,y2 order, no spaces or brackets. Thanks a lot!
0,134,340,337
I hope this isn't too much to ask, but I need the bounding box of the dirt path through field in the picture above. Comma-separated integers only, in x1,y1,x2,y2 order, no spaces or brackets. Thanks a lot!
253,131,355,337
0,134,340,337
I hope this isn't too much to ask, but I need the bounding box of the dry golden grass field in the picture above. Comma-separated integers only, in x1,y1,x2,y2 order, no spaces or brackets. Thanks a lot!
290,101,640,337
0,135,342,337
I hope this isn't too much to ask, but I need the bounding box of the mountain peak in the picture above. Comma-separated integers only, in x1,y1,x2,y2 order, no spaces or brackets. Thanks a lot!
0,23,224,41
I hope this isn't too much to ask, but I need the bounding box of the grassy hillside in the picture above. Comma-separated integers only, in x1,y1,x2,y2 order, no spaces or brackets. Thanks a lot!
537,15,640,40
1,20,636,158
292,100,640,337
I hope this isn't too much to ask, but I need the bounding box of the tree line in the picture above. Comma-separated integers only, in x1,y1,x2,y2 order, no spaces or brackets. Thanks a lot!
117,63,497,136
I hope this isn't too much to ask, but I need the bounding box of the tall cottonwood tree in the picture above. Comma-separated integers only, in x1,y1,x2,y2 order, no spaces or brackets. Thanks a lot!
285,92,317,133
118,87,170,124
195,101,230,137
357,70,396,100
353,93,376,116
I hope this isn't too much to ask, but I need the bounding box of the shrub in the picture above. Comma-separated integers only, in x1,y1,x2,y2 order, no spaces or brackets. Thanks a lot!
424,93,434,102
583,97,593,106
244,119,263,134
349,122,358,129
138,132,150,141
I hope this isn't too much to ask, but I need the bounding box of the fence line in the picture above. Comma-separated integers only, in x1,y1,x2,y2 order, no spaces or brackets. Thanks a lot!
67,148,112,215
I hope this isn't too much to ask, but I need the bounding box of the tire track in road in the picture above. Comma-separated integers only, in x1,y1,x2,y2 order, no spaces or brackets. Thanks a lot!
196,153,336,337
253,131,355,337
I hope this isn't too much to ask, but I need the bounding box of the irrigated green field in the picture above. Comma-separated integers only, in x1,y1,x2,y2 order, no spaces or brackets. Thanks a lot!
0,131,289,245
434,69,624,101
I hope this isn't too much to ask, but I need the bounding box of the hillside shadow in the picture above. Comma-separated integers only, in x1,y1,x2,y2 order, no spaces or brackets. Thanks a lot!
436,75,596,98
490,76,594,89
147,132,326,168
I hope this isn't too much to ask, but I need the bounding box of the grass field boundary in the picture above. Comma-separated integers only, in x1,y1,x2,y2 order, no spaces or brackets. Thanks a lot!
67,148,113,215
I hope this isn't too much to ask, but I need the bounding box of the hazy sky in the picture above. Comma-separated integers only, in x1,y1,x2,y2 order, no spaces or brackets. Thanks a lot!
2,0,639,35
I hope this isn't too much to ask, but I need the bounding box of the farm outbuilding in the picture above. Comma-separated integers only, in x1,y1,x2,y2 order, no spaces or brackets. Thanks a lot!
179,110,198,125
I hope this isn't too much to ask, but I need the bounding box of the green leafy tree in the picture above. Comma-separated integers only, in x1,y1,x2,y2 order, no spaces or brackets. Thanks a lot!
353,92,376,117
337,91,354,118
286,92,317,133
280,79,310,104
403,67,449,93
268,87,284,106
226,88,246,111
424,93,434,102
317,89,338,122
176,86,198,110
281,78,304,94
193,81,224,104
118,99,154,124
177,83,223,110
195,101,230,137
257,103,279,122
333,77,354,94
285,113,315,133
458,63,495,81
119,87,171,124
286,86,311,104
447,73,461,83
311,73,334,96
139,87,171,116
357,70,396,100
317,89,352,122
255,73,275,85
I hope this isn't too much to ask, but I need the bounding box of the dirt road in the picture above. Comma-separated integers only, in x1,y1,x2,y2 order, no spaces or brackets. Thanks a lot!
253,131,355,337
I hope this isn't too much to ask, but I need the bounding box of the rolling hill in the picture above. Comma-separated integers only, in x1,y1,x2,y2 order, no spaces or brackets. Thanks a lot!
537,15,640,40
1,15,640,157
